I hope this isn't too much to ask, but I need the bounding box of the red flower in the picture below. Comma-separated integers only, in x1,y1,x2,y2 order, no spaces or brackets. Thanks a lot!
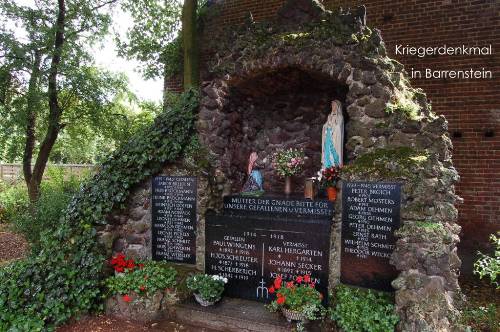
274,278,282,290
286,281,294,289
309,283,315,288
115,266,124,273
139,285,146,291
296,276,303,283
122,294,131,303
138,263,144,269
303,275,311,283
276,296,286,305
269,287,275,294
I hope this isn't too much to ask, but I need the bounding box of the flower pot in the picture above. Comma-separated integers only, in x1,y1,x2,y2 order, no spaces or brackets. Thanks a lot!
284,176,292,195
281,308,306,322
194,293,217,307
326,186,337,201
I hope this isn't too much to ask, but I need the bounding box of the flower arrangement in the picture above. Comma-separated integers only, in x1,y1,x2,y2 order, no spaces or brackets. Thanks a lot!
267,275,326,321
110,252,139,273
273,148,306,177
317,166,340,188
106,261,177,303
186,274,228,305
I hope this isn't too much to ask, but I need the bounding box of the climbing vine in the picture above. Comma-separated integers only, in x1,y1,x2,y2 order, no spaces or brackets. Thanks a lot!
0,90,199,330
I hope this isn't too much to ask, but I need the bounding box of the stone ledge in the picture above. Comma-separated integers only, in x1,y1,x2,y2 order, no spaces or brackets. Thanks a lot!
173,297,295,332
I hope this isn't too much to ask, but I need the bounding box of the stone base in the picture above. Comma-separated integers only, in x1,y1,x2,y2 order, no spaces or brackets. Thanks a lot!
172,297,320,332
105,290,178,322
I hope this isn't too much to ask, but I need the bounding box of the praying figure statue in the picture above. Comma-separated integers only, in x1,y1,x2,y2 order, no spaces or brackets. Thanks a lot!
241,152,264,194
322,100,344,168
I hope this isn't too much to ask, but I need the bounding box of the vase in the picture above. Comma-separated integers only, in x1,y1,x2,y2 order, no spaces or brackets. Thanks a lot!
284,176,292,195
326,186,337,201
281,308,306,322
194,293,217,307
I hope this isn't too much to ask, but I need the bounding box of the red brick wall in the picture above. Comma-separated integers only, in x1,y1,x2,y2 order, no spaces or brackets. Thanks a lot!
185,0,499,269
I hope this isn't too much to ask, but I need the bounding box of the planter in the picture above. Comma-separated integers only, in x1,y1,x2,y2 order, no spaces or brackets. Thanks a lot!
284,176,292,195
282,308,306,322
105,289,179,322
326,186,337,201
194,293,217,306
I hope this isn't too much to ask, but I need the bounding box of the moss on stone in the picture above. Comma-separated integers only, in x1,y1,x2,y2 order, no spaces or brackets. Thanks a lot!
342,147,428,179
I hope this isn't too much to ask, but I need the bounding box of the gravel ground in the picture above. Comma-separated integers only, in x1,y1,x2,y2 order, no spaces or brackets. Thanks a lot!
57,315,217,332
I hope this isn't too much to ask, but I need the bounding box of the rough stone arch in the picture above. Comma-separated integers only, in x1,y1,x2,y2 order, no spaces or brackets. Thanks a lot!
196,2,463,330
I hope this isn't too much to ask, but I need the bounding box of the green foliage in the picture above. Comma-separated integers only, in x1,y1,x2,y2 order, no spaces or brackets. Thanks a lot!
0,167,84,247
186,274,227,302
65,89,198,226
0,90,198,330
342,147,428,179
0,225,103,330
117,0,182,79
461,304,499,332
106,261,177,296
330,284,399,332
474,233,499,288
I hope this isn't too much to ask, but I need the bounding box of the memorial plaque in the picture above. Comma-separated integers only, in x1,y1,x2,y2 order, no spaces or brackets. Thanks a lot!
152,176,197,264
223,195,334,218
341,181,401,291
206,197,332,303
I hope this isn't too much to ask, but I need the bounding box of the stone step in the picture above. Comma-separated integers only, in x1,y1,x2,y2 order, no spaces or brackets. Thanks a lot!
173,297,295,332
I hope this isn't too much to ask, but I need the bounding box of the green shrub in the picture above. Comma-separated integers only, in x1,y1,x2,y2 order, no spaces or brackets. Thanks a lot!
106,261,177,297
474,232,499,288
0,168,83,248
0,90,198,330
462,303,499,332
330,284,399,332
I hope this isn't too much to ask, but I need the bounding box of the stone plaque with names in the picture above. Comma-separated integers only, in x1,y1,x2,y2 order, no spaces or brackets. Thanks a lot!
206,196,332,303
341,181,401,291
152,176,197,264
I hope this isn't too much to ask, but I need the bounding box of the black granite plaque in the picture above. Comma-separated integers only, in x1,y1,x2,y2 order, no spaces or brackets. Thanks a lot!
341,181,401,291
206,207,331,303
152,176,197,264
223,195,334,218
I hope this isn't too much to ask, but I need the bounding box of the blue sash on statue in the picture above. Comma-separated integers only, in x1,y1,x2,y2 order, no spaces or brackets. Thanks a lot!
324,127,340,168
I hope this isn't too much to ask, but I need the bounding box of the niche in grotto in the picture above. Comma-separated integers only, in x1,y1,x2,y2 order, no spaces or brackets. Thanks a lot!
220,67,348,193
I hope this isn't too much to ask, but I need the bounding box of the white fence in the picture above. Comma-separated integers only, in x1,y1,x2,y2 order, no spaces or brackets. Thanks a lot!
0,163,95,183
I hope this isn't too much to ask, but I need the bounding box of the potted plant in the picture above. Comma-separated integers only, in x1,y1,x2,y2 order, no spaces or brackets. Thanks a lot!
273,148,306,195
267,275,326,323
318,166,340,201
105,261,178,321
186,274,227,306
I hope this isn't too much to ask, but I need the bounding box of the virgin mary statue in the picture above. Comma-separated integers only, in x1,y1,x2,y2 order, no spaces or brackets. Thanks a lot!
322,100,344,168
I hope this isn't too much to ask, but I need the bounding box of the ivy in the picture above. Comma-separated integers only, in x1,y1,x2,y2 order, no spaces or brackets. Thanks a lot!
330,284,399,332
0,89,199,330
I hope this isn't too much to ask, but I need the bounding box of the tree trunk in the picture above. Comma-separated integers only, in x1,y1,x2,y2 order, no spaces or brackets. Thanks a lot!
181,0,199,90
28,0,66,202
23,50,42,189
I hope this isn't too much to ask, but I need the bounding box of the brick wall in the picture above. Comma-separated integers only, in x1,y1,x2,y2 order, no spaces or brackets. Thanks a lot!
176,0,499,270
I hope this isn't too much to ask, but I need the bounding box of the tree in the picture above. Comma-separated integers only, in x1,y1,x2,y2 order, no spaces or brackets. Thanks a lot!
0,0,119,201
181,0,199,89
119,0,202,101
117,0,182,110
